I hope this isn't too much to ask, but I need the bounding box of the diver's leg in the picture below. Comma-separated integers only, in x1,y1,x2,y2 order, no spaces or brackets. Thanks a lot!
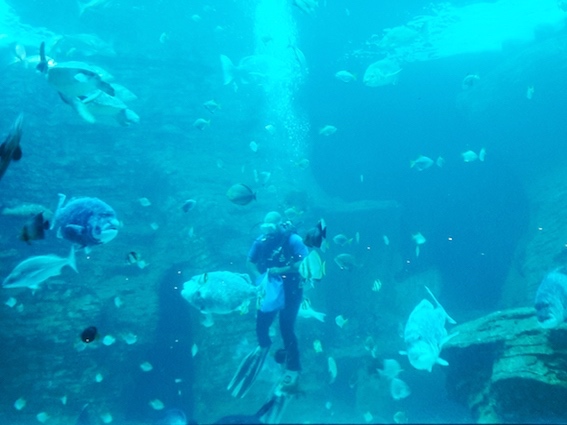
228,310,277,398
279,281,302,372
257,309,278,347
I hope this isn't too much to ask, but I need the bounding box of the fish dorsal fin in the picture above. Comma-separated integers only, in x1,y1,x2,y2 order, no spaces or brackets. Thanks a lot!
425,286,456,324
436,357,449,367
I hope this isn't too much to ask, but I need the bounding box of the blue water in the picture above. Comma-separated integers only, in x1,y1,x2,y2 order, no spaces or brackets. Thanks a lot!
1,0,566,423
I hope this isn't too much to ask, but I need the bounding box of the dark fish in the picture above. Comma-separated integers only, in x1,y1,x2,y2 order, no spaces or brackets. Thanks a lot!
303,219,327,248
182,199,197,212
126,251,139,264
81,326,97,343
226,183,256,206
0,113,24,181
20,212,49,244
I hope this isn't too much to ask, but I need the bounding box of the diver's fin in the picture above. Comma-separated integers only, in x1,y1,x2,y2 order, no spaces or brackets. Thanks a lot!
227,345,269,398
259,392,291,424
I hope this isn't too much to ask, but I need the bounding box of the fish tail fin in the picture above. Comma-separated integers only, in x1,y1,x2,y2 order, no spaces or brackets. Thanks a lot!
220,54,236,85
68,246,78,273
322,261,326,277
314,311,326,322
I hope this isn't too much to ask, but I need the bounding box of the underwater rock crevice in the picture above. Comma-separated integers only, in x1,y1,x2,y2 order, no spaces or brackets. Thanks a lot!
444,307,567,423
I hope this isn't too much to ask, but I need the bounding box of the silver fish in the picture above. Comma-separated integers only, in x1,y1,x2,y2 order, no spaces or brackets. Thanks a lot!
535,268,567,329
181,271,257,327
2,247,77,291
400,286,457,372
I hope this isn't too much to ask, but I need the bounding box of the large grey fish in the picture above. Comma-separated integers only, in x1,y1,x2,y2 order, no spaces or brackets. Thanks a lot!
535,268,567,329
2,247,77,291
181,271,257,326
0,113,23,181
399,286,457,372
51,193,120,251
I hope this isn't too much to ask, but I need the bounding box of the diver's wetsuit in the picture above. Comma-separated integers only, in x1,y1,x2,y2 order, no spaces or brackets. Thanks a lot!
248,228,308,372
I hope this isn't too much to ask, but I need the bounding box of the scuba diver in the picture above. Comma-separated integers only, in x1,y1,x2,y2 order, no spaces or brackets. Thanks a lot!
228,211,309,399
